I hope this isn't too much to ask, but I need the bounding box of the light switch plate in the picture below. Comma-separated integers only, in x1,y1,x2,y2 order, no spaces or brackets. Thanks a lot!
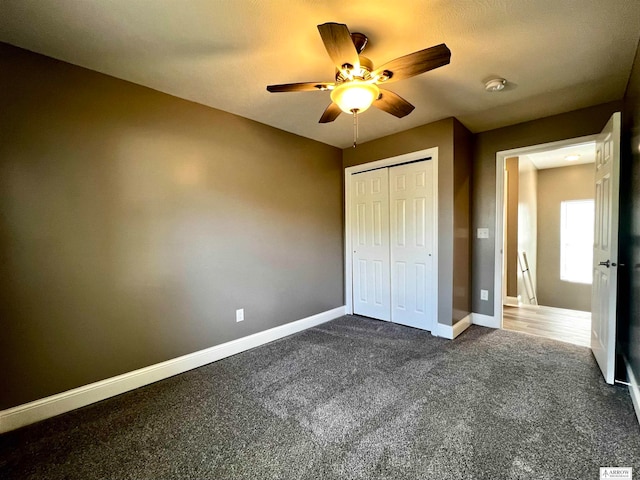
480,289,489,301
477,228,489,239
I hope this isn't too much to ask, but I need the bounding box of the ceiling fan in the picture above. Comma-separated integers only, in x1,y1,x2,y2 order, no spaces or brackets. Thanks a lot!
266,22,451,142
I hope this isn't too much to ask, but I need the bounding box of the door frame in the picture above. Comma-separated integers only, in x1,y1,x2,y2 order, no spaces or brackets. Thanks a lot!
494,135,598,328
345,147,439,322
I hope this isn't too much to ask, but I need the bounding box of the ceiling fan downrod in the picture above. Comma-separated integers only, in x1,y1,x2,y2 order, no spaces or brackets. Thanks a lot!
350,32,368,54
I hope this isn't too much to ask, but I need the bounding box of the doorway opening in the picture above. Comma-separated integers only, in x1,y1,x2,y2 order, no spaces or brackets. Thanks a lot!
495,136,598,347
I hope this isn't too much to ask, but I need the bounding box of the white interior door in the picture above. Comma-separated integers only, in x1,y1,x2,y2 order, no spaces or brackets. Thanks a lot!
351,168,391,321
591,112,621,385
389,161,436,330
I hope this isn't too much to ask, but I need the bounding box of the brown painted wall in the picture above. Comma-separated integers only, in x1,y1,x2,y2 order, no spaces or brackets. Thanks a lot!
343,117,473,326
471,101,622,316
505,157,519,297
620,40,640,385
0,43,344,409
536,164,594,311
452,119,473,321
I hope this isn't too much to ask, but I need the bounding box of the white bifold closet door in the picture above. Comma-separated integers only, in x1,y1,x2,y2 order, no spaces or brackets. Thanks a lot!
351,168,392,321
351,160,435,331
389,161,435,330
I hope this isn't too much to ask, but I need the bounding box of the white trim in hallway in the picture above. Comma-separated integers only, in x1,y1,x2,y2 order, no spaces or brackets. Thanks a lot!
0,306,346,434
504,296,519,306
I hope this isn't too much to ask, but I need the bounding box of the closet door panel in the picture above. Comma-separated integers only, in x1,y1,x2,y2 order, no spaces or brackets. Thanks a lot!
389,161,435,330
351,169,391,320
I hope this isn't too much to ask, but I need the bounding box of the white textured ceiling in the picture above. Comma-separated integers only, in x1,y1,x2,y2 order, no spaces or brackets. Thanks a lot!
524,142,596,170
1,0,639,148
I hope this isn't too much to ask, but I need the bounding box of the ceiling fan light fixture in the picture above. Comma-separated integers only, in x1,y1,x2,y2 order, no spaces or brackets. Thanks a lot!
331,81,380,114
485,78,507,92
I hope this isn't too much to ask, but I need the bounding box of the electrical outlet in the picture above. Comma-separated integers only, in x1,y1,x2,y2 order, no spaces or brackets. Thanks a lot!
480,290,489,301
236,308,244,322
477,228,489,239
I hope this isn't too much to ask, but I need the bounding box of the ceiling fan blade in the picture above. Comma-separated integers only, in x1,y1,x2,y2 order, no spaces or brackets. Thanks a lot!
317,22,360,71
373,89,415,118
267,82,333,93
319,102,342,123
373,44,451,83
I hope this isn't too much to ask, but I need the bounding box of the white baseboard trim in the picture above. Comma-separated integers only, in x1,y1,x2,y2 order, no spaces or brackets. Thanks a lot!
514,303,540,311
0,306,346,434
472,313,500,329
436,314,472,340
453,314,473,338
504,296,519,306
625,356,640,426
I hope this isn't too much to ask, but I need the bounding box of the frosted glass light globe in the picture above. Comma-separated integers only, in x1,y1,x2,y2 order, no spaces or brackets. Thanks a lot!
330,81,380,114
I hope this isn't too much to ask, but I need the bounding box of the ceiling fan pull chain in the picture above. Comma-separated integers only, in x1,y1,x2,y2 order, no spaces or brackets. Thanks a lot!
353,109,358,148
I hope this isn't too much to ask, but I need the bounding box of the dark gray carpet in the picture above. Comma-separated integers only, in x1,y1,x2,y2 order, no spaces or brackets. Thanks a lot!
2,316,639,479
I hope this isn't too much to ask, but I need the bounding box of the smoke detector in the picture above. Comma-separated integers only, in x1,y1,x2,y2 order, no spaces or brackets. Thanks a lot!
485,78,507,92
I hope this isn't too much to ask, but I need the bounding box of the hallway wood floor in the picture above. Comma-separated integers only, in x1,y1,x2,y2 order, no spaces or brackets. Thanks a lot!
502,305,591,347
